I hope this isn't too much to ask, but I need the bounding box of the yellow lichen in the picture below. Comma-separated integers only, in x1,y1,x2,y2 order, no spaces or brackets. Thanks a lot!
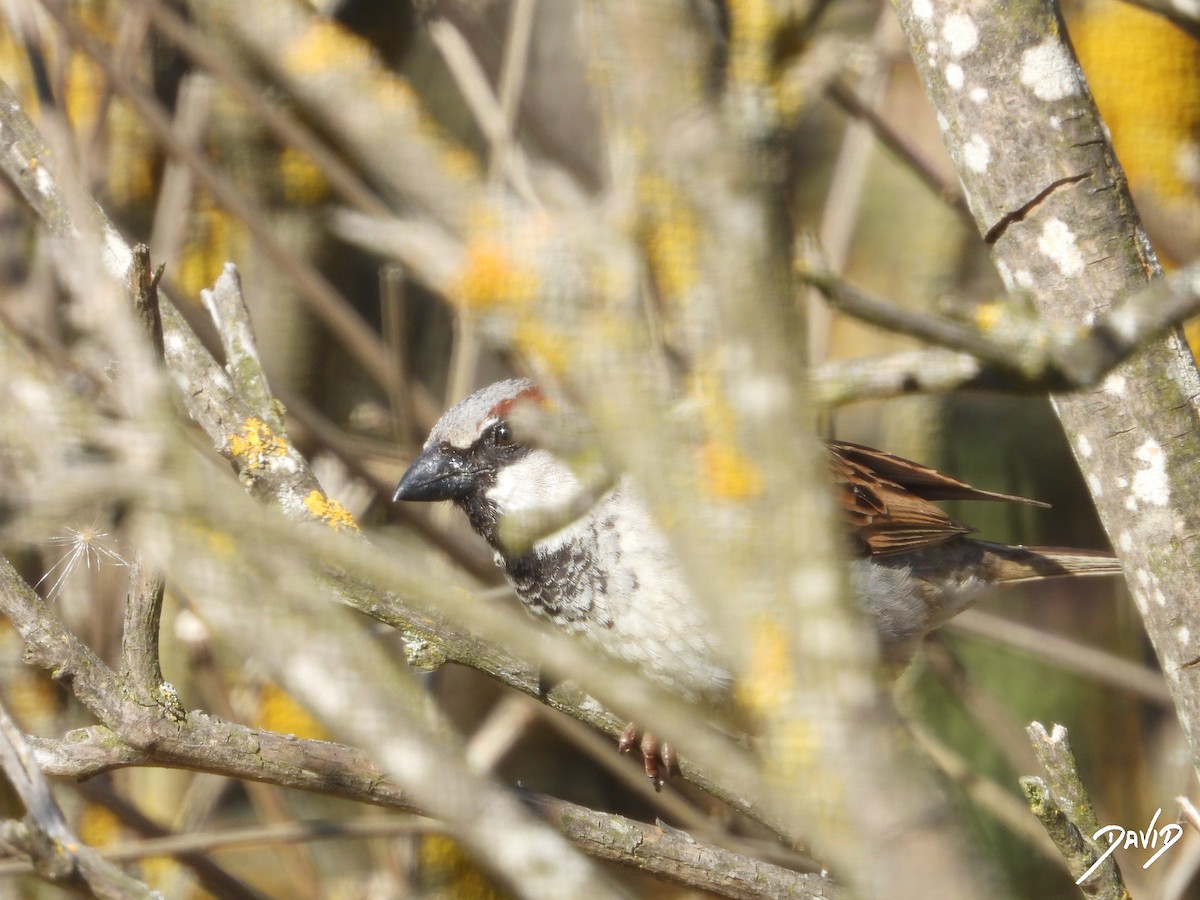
282,19,374,77
513,320,569,377
64,52,103,133
279,146,329,205
725,0,778,90
303,490,360,532
440,144,482,182
974,301,1004,332
77,802,121,848
255,681,328,740
418,835,507,899
688,372,765,501
228,417,288,470
453,233,539,310
736,620,820,784
178,200,244,297
700,439,765,501
639,174,700,302
736,618,794,716
200,522,236,559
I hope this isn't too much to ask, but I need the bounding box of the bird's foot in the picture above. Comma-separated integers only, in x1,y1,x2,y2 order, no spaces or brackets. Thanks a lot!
618,722,677,790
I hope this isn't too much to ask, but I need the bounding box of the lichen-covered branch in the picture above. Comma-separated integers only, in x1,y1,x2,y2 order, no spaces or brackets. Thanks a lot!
1022,723,1129,898
895,0,1200,783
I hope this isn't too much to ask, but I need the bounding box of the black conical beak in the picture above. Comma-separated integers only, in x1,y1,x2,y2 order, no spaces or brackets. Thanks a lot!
393,445,479,503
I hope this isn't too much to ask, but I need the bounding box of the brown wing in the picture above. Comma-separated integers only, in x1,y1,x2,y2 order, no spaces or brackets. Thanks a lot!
828,440,1049,557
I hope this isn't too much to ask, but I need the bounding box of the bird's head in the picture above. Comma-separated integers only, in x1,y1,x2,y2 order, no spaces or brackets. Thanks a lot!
393,379,587,551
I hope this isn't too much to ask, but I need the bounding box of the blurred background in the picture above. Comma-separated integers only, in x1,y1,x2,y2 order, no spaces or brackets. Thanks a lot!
0,0,1197,896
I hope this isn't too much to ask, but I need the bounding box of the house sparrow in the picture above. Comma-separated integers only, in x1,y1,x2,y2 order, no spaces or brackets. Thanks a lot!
394,378,1122,784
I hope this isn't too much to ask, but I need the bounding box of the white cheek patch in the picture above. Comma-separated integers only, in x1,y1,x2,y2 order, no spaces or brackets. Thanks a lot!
488,450,583,514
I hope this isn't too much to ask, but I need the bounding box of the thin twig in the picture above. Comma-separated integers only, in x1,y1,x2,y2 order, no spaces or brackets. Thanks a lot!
802,259,1200,391
35,0,397,392
825,77,974,227
130,0,390,217
947,609,1170,707
1023,722,1130,897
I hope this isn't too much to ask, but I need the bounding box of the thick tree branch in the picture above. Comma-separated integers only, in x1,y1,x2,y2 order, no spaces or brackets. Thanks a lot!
894,0,1200,785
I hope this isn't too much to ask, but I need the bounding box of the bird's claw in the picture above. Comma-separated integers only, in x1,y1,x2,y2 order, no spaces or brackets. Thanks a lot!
619,722,677,790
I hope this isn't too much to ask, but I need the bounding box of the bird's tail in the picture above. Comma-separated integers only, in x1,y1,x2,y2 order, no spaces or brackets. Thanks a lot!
974,541,1124,584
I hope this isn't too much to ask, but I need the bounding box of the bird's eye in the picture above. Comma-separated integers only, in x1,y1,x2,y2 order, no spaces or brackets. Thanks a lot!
491,422,515,448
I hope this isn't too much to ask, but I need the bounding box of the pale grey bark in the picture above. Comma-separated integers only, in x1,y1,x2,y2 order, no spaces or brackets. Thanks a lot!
894,0,1200,788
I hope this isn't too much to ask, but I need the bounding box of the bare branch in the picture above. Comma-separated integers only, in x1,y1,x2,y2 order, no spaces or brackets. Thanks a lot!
1023,722,1129,897
803,260,1200,393
0,698,161,898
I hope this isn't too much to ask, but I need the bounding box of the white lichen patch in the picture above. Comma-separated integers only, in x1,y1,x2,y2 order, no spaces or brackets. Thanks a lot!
1020,40,1079,101
1085,472,1103,497
1177,140,1200,188
912,0,934,21
163,331,187,357
1102,372,1127,397
1077,434,1092,458
1117,531,1134,553
1014,269,1034,289
943,13,979,57
1130,437,1170,507
34,165,53,197
963,133,990,172
1106,305,1138,343
103,226,133,279
1036,218,1084,276
1180,625,1191,647
969,86,989,103
1131,589,1148,615
994,260,1014,290
945,63,964,89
